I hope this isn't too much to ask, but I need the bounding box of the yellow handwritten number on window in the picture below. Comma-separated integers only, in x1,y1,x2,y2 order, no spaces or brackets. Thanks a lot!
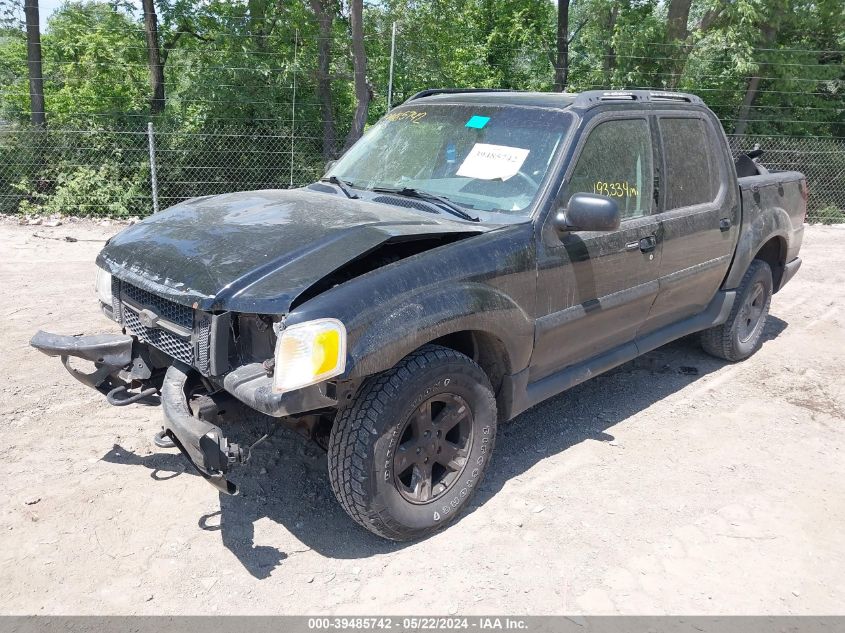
385,110,428,123
593,181,638,198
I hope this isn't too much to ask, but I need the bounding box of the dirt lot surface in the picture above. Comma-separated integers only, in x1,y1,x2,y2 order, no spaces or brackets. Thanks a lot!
0,219,843,615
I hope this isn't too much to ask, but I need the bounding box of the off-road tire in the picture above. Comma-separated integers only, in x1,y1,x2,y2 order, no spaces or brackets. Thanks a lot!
327,345,497,541
701,259,773,362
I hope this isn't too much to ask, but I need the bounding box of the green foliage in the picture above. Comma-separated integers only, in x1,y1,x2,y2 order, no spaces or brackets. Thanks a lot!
43,2,149,124
0,26,28,121
4,124,151,216
0,0,842,219
17,161,145,217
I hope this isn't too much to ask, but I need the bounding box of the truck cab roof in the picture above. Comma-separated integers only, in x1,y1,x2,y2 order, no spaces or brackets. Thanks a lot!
405,88,706,112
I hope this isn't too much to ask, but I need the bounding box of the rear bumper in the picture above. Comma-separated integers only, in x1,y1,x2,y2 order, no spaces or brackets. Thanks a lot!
778,256,802,292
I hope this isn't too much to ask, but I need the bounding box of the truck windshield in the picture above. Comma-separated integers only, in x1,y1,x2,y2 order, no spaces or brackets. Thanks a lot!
328,104,572,217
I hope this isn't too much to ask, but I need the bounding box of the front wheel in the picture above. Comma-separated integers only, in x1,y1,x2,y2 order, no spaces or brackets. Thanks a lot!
327,345,497,541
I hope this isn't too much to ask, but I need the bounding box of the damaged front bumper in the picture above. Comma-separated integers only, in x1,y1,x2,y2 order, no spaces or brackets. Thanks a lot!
31,331,244,494
31,326,344,498
159,361,242,495
30,330,135,390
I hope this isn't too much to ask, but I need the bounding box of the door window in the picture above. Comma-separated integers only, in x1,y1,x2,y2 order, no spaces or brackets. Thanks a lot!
565,118,653,220
660,117,719,209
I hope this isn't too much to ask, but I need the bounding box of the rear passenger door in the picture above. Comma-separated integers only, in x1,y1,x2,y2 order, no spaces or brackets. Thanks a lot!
642,113,739,332
532,115,662,382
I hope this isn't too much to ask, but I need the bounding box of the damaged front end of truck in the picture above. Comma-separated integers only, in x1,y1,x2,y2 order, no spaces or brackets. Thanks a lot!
29,273,324,496
30,188,486,495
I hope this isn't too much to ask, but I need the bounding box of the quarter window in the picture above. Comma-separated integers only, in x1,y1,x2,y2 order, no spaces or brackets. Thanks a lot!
660,117,719,209
565,118,653,220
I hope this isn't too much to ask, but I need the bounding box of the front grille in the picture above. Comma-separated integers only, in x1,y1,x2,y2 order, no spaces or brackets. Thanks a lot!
121,283,194,330
195,313,212,373
110,276,122,324
123,306,194,365
117,281,195,366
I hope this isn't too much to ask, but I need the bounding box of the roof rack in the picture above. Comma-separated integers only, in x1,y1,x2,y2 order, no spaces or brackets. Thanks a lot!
648,91,698,103
403,87,705,108
405,88,521,103
572,90,704,108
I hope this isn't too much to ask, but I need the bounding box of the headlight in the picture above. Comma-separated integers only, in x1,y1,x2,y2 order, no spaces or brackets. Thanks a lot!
95,267,112,305
273,318,347,393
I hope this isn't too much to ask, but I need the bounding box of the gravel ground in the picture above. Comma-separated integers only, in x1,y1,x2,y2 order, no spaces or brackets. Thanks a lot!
0,219,843,615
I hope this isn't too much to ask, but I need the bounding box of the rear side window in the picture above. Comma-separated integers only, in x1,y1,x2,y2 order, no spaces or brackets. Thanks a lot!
565,118,653,220
660,117,719,209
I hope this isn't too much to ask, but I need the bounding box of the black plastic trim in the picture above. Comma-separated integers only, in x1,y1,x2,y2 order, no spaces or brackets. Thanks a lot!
777,257,802,292
221,363,338,418
161,361,239,495
30,331,133,368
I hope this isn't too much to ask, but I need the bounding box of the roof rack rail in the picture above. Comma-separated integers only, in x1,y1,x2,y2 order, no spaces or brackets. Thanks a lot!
571,90,637,107
601,91,639,101
648,91,696,102
405,88,521,103
572,89,704,108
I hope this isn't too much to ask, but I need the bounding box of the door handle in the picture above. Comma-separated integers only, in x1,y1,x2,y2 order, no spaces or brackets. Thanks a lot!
639,235,657,253
719,217,732,231
625,241,640,251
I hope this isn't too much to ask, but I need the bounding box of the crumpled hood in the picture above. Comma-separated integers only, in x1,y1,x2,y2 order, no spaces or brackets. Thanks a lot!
97,188,484,314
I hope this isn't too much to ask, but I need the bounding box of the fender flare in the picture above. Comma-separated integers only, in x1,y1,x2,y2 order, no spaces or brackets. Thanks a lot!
722,203,790,290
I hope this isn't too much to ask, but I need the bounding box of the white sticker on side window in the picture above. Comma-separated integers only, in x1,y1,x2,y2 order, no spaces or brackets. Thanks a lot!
456,143,530,181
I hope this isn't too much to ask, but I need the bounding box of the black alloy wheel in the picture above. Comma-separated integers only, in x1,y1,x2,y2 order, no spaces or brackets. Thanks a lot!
393,393,474,504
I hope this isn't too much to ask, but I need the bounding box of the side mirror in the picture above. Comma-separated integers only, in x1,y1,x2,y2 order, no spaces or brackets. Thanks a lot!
552,193,621,235
325,160,337,173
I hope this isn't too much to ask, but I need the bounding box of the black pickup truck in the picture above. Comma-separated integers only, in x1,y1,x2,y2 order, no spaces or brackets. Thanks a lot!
32,89,805,540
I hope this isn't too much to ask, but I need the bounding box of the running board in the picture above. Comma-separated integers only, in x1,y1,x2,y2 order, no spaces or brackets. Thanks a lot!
511,290,736,417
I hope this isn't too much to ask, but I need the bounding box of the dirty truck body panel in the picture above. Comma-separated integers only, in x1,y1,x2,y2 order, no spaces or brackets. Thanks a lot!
32,89,805,519
97,188,489,315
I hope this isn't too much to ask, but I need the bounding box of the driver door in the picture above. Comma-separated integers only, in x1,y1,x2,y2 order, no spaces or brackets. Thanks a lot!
531,115,662,382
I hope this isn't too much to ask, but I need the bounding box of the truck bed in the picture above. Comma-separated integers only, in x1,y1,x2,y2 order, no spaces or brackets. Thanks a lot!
732,169,806,290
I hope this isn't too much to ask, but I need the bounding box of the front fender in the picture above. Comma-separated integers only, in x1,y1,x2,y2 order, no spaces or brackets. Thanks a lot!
341,281,533,379
286,224,537,380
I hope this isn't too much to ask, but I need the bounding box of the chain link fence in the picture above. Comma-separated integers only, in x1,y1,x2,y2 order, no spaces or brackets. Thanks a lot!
727,135,845,224
1,120,843,223
0,120,326,219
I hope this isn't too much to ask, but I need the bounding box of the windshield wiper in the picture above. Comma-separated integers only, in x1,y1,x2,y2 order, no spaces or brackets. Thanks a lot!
320,176,359,199
372,187,479,222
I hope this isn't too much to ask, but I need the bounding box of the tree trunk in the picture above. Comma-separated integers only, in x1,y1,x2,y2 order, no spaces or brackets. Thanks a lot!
664,0,692,89
248,0,269,53
553,0,570,92
309,0,337,159
666,0,693,43
732,75,762,137
142,0,165,115
344,0,370,151
664,0,725,90
602,5,619,85
24,0,46,127
733,25,776,137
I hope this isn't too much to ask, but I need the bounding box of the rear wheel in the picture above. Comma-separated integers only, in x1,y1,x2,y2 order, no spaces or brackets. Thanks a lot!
327,345,497,541
701,259,773,361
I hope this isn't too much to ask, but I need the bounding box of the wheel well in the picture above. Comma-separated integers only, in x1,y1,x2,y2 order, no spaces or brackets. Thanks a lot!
753,237,786,291
429,330,512,414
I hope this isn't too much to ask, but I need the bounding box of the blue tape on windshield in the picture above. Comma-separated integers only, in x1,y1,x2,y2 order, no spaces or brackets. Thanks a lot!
465,115,490,129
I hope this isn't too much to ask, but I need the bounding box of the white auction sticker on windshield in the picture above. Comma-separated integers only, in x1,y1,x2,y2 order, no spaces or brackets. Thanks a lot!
456,143,530,181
